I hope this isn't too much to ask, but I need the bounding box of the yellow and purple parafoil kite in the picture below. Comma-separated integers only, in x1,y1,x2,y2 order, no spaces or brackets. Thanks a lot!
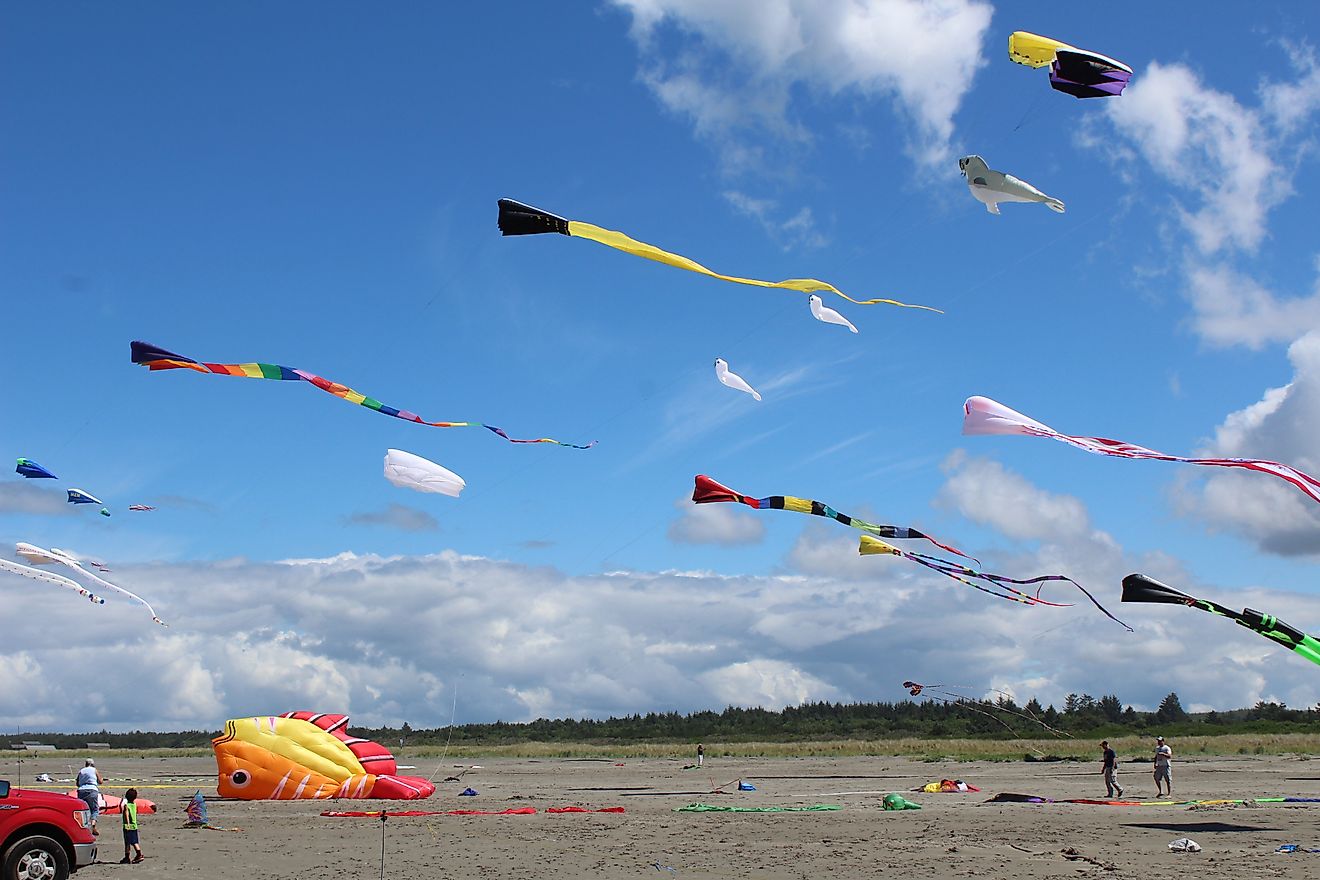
212,712,435,800
1008,32,1132,98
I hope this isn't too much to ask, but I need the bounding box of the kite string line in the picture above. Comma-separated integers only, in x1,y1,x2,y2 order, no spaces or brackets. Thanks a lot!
427,679,461,784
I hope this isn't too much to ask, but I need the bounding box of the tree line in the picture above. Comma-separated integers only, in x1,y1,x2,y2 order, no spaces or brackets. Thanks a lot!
8,692,1317,750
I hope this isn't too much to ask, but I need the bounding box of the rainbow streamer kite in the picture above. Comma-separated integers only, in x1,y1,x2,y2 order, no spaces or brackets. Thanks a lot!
131,342,595,449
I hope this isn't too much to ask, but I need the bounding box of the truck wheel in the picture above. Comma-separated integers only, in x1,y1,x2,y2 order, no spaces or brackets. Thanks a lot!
2,835,70,880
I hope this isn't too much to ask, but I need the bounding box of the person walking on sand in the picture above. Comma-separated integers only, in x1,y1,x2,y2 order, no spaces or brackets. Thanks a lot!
1100,740,1123,798
1153,736,1173,797
75,759,102,837
119,787,144,864
697,743,704,768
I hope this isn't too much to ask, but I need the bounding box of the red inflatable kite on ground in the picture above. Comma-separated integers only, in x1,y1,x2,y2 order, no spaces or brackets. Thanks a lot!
211,712,435,800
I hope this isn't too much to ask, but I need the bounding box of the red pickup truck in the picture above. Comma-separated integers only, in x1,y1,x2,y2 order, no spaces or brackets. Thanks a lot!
0,779,97,880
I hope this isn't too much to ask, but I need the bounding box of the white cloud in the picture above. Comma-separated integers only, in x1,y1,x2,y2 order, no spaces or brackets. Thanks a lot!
1095,53,1320,350
613,0,994,171
1261,42,1320,134
6,462,1320,733
668,496,766,545
700,658,842,709
1105,62,1288,256
1185,262,1320,349
1177,331,1320,555
936,450,1093,543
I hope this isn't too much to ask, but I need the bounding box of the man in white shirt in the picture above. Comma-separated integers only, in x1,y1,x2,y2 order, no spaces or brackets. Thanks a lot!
1153,736,1173,797
75,758,103,836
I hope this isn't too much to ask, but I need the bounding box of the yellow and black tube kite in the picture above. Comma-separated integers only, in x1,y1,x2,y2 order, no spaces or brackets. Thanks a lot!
497,199,941,312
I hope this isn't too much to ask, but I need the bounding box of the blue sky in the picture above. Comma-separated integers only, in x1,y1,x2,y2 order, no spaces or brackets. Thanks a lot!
5,1,1320,730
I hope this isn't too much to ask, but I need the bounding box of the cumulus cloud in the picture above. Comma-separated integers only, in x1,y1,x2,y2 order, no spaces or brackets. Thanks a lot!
1096,55,1320,349
936,450,1093,543
668,496,766,545
7,460,1320,732
613,0,994,171
1105,62,1288,256
343,503,439,532
1186,262,1320,350
1177,331,1320,555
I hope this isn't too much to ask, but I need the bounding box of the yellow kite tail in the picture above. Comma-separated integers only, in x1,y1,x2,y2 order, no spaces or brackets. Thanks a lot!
495,198,941,312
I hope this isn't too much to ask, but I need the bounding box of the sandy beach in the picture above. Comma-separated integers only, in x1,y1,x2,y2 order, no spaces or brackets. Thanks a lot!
8,751,1320,878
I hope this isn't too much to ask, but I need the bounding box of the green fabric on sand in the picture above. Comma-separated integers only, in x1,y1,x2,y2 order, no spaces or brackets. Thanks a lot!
883,793,922,810
675,803,842,813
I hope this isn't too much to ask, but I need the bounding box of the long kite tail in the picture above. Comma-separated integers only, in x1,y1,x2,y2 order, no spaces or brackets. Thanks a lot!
131,341,595,449
859,537,1131,629
962,396,1320,507
692,475,974,559
1123,573,1320,666
498,199,942,312
908,550,1132,630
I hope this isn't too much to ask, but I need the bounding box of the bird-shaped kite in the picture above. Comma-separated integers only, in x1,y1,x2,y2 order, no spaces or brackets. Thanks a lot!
958,156,1064,215
808,294,858,333
714,359,761,401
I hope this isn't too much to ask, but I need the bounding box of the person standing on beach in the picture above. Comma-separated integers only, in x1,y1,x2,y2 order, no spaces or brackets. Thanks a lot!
75,759,102,837
1100,740,1123,798
1153,736,1173,797
119,787,144,864
697,743,704,768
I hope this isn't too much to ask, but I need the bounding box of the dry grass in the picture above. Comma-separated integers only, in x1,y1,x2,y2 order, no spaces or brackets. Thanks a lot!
7,734,1319,764
400,733,1320,762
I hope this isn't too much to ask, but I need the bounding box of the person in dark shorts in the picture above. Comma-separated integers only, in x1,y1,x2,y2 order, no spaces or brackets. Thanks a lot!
120,788,144,864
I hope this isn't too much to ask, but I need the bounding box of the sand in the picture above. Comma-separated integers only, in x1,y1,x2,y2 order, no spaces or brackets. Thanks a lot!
9,752,1320,878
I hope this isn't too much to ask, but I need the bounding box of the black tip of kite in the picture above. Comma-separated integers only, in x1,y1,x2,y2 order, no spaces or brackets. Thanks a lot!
498,199,569,236
131,340,194,365
1121,573,1192,605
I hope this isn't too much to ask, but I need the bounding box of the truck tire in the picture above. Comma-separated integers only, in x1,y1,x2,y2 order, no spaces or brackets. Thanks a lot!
2,835,70,880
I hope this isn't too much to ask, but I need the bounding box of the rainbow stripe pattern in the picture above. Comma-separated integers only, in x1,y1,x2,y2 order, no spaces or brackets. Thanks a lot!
131,341,594,448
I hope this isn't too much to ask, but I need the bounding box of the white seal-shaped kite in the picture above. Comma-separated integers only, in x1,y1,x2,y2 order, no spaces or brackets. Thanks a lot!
714,358,761,401
809,294,858,333
383,449,466,498
959,156,1064,215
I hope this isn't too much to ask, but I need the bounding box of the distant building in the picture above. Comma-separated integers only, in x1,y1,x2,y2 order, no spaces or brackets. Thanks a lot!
10,743,56,751
85,743,111,749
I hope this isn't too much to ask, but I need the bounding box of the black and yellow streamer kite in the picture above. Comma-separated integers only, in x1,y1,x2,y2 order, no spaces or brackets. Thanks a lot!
498,199,941,312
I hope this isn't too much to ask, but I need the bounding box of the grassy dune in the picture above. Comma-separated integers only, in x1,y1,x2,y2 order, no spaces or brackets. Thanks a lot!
7,734,1319,764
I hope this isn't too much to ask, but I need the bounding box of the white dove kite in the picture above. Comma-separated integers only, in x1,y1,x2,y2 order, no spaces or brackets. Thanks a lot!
809,294,858,333
714,358,761,401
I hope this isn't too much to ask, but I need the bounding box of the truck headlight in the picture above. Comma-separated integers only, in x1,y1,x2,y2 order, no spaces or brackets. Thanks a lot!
74,809,91,828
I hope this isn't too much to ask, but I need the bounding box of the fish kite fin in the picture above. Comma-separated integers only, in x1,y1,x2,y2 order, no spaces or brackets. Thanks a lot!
497,199,570,236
